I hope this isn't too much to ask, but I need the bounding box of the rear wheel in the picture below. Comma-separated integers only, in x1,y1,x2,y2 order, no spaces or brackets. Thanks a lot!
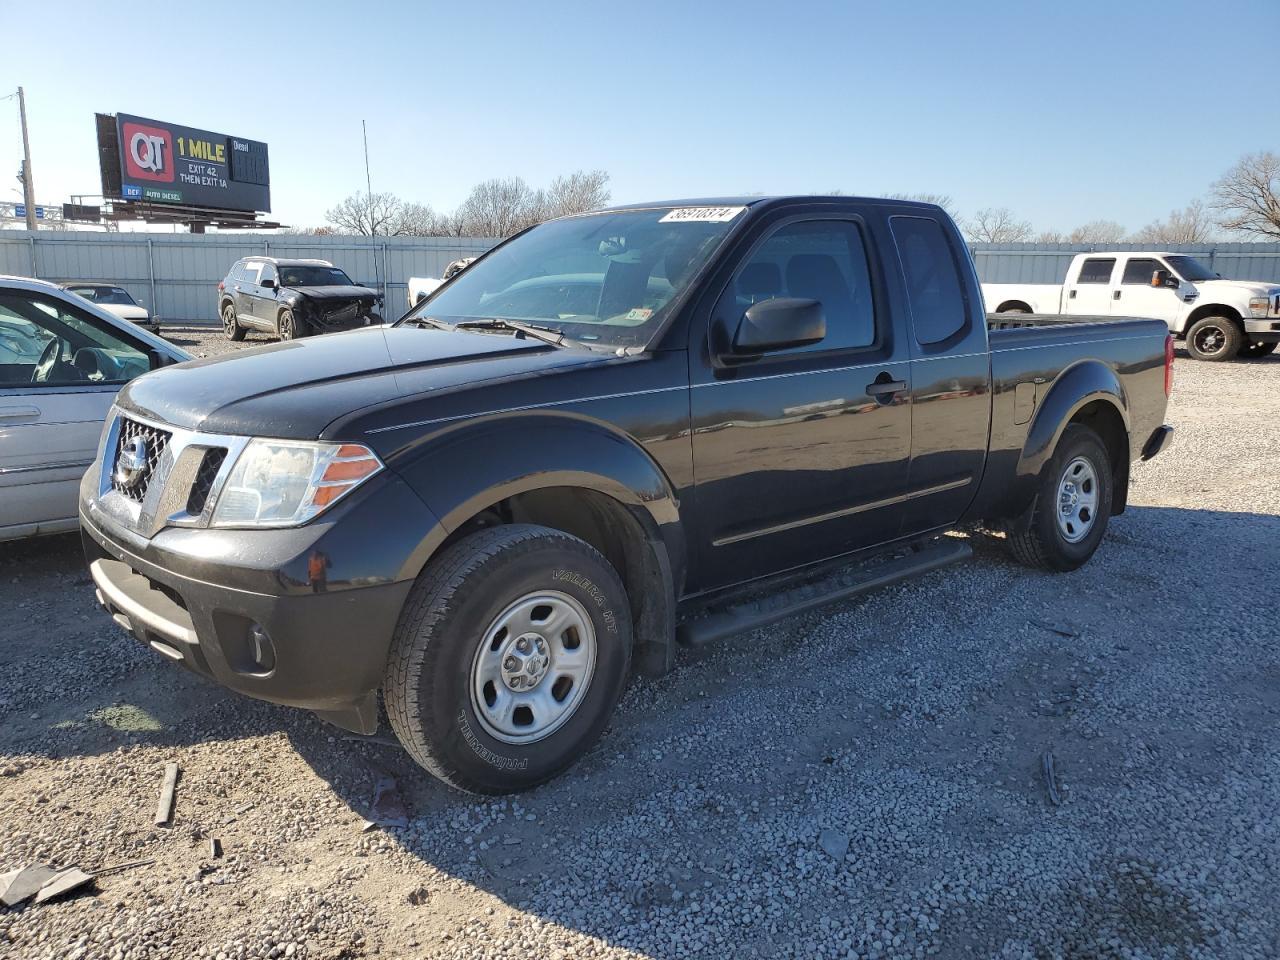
1238,340,1277,359
1184,316,1242,361
1006,424,1113,572
222,303,245,342
998,305,1031,315
384,524,633,794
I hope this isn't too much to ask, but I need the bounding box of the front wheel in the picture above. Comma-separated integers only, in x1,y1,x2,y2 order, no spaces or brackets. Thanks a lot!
384,524,633,794
1006,424,1113,572
1238,340,1277,359
1184,316,1242,361
277,307,303,341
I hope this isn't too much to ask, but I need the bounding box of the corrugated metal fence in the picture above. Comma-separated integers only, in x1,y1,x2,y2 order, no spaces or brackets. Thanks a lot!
2,232,1278,323
971,242,1280,285
0,232,499,323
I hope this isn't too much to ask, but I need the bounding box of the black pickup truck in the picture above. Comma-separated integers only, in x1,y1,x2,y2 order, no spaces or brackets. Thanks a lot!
80,197,1173,794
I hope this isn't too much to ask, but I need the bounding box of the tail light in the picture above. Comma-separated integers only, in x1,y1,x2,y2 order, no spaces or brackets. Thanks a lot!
217,280,225,292
1164,334,1174,397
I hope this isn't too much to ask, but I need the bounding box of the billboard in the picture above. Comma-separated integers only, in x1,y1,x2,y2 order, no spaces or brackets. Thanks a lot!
98,113,270,213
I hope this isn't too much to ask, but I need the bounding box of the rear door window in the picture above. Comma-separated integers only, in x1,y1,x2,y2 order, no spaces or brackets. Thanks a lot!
889,216,968,345
1078,258,1116,284
240,262,262,285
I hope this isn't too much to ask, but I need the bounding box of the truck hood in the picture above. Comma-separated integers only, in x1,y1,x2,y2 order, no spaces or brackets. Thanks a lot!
115,326,609,438
1193,278,1280,297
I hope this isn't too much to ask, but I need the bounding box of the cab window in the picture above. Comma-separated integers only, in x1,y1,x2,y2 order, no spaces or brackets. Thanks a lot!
0,292,150,388
1122,258,1162,285
1078,258,1116,284
889,215,968,345
720,219,878,354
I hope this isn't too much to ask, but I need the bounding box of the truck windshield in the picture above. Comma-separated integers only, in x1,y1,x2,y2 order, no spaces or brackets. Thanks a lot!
1164,256,1217,282
402,206,745,348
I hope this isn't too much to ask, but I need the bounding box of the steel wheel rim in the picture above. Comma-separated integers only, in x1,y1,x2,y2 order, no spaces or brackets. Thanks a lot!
469,590,597,745
1194,324,1225,356
1056,456,1099,544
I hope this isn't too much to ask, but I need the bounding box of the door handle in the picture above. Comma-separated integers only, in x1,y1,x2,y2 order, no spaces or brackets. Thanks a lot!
1113,290,1122,300
866,377,908,398
0,405,41,419
1069,289,1077,299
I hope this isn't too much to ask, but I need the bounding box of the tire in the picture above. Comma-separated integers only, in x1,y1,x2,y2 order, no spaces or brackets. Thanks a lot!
277,307,302,340
1238,340,1277,359
1184,316,1242,361
222,302,245,342
384,524,633,794
999,305,1031,315
1006,424,1113,572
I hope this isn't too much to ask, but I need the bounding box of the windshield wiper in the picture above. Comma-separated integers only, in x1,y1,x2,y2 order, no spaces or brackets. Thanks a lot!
454,318,574,347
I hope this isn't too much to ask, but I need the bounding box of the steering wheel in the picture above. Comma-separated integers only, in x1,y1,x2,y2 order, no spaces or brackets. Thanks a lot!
31,337,63,383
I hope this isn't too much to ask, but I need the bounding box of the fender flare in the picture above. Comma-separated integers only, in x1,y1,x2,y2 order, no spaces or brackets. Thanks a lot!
390,412,684,674
1013,360,1129,505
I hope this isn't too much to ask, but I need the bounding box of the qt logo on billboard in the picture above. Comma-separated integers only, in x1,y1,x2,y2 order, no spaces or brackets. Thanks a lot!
122,121,175,183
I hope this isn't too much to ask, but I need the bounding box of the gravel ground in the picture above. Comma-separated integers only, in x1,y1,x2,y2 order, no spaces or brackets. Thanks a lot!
1,337,1278,960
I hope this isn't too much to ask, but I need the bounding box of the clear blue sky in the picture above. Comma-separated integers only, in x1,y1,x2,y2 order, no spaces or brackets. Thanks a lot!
5,0,1277,232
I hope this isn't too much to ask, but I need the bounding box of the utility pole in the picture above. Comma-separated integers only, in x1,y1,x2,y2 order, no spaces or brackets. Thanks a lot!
17,86,36,232
362,119,374,235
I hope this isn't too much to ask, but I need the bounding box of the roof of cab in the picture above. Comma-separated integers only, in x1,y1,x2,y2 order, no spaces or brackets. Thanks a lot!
600,195,946,213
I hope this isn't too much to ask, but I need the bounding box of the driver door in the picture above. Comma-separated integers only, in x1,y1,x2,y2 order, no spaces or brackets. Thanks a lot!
0,290,151,536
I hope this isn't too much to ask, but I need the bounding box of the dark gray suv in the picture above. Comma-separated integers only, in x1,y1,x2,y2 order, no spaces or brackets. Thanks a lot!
217,257,382,341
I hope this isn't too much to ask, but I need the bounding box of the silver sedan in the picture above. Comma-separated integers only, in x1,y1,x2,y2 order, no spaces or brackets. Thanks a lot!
0,275,189,541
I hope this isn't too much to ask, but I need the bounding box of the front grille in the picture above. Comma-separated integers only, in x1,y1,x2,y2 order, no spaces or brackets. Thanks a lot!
110,417,172,502
317,300,361,329
186,447,227,515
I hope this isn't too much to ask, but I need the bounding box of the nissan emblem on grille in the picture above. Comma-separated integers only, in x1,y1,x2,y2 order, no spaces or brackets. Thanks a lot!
114,435,150,488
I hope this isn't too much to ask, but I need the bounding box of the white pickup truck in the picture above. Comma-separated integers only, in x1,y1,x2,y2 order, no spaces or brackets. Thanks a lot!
982,252,1280,361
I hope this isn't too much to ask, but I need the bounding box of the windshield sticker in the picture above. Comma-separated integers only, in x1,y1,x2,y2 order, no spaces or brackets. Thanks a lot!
659,206,746,223
624,308,653,322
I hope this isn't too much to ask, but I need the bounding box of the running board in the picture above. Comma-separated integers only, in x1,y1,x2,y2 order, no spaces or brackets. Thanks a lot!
675,538,972,648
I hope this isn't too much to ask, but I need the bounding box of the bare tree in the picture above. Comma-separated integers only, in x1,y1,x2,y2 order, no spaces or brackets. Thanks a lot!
394,202,453,237
963,207,1033,243
1067,220,1128,244
1211,151,1280,239
543,170,611,219
1035,230,1066,242
1132,200,1216,244
325,192,403,236
454,177,544,238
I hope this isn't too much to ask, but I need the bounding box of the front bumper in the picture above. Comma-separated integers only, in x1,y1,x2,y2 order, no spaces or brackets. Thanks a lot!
79,468,439,733
1244,318,1280,343
1141,425,1174,461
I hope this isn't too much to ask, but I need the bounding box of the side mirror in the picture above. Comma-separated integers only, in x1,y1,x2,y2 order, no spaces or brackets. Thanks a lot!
260,278,277,290
148,348,175,370
1151,269,1176,288
731,298,826,354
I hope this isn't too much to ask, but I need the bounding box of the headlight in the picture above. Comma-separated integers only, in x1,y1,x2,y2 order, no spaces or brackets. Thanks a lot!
1249,296,1271,318
210,439,383,528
